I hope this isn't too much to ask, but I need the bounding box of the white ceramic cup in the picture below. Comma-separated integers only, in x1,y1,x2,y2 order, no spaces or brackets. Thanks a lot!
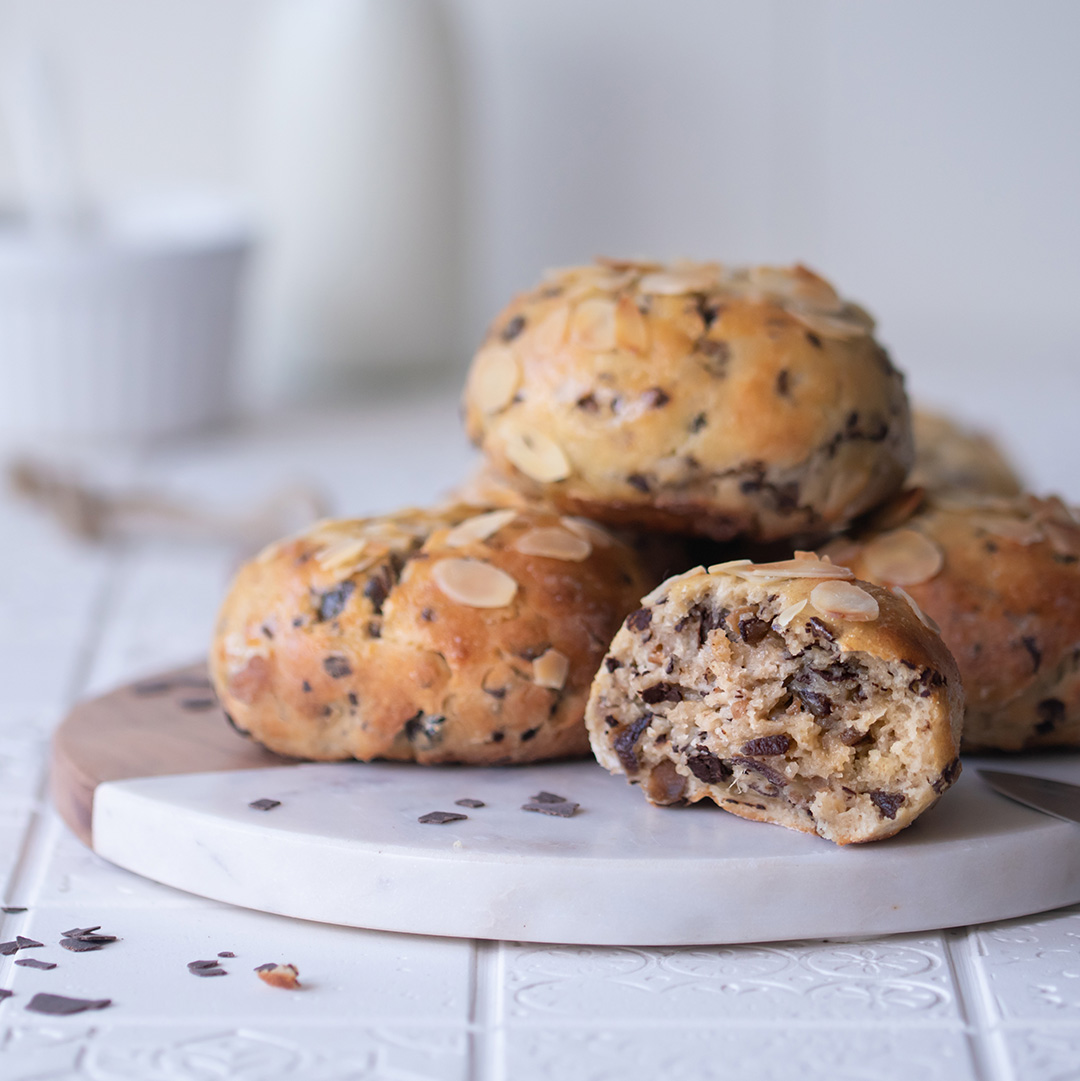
0,196,252,442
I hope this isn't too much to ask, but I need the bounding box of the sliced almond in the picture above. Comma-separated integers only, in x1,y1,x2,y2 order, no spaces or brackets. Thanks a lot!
638,265,720,295
469,345,520,415
774,598,807,628
891,586,941,634
513,526,591,561
596,256,662,273
561,516,615,546
734,558,855,580
860,529,944,586
569,298,617,351
749,265,843,312
503,427,572,483
974,515,1044,545
1043,519,1080,558
432,559,518,608
788,307,868,341
533,305,570,353
316,537,371,573
533,647,570,690
809,580,879,622
445,509,517,548
614,294,649,353
707,558,753,575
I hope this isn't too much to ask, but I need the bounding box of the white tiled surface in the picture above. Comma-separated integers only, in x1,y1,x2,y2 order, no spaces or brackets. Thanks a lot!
1,391,1079,1080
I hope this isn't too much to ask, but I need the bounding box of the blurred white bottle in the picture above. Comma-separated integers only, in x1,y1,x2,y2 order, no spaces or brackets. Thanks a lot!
244,0,463,406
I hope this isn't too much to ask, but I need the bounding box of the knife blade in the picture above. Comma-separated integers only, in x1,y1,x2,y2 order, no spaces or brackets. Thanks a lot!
979,769,1080,825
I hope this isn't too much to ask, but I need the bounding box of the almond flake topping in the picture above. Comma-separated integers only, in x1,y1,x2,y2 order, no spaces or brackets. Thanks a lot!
533,648,570,690
974,515,1044,545
533,305,570,353
809,580,879,622
891,586,941,634
561,516,615,545
614,294,649,353
445,509,517,548
470,345,520,415
638,265,721,296
569,297,617,351
774,598,808,628
316,538,371,573
861,528,944,586
504,427,571,482
731,558,855,580
788,307,869,341
513,526,591,561
432,559,518,608
708,559,753,575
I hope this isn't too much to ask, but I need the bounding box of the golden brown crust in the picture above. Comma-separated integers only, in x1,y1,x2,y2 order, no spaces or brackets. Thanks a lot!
585,557,963,845
210,505,651,764
822,492,1080,751
463,260,913,541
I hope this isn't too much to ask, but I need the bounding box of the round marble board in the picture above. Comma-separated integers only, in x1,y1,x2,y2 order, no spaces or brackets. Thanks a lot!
51,664,1080,946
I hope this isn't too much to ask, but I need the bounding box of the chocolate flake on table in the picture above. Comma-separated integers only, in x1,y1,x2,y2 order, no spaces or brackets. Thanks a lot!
60,938,106,953
15,936,43,949
255,962,301,989
0,989,11,1001
418,811,468,824
133,675,212,696
218,951,235,958
15,958,56,970
179,696,217,712
60,927,117,944
0,940,17,956
187,959,228,977
1,906,27,914
249,798,281,811
522,793,580,818
454,798,485,808
26,992,111,1016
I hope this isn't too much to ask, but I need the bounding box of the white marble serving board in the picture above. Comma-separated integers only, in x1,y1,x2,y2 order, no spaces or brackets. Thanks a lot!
90,754,1080,945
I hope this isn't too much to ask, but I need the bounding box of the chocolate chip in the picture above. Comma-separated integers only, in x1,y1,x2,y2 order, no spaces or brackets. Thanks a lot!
807,617,834,642
1021,635,1042,673
604,656,622,672
404,711,445,748
522,799,579,817
737,614,771,645
301,681,312,693
421,607,435,621
218,951,236,958
15,958,55,970
789,674,833,719
613,714,653,773
907,668,946,697
317,580,355,621
640,682,684,704
626,607,652,632
179,697,217,712
806,331,823,349
501,314,526,341
775,369,790,397
26,993,111,1015
689,412,708,433
2,907,27,914
1036,698,1065,735
576,392,600,413
643,386,670,408
530,791,567,804
931,757,962,793
699,338,730,376
323,655,352,679
248,798,281,811
347,691,359,707
838,726,868,746
520,727,539,741
455,798,485,808
627,473,651,494
15,936,42,949
733,755,788,789
869,790,906,819
363,563,396,614
740,734,791,756
418,811,468,824
686,748,732,784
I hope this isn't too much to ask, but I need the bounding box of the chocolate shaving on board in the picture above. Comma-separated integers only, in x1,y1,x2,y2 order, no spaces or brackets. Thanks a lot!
15,936,43,949
217,951,235,958
418,811,468,824
0,989,12,1001
530,791,568,804
60,938,105,953
522,799,580,818
187,960,227,977
1,906,27,914
248,799,281,811
179,697,217,711
454,798,485,808
0,940,18,956
15,958,56,970
26,993,111,1016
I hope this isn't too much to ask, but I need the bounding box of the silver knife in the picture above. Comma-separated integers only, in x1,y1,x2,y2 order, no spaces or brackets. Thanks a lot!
979,769,1080,825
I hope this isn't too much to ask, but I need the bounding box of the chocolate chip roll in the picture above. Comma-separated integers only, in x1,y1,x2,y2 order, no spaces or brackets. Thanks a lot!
823,491,1080,751
585,556,963,844
910,407,1024,497
211,505,651,764
463,259,913,542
